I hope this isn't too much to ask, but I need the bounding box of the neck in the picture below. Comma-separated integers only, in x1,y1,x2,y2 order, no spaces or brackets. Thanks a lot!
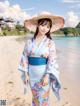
37,32,45,38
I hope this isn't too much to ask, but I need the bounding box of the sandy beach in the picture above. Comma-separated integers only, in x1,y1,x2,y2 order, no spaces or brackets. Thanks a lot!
0,35,80,106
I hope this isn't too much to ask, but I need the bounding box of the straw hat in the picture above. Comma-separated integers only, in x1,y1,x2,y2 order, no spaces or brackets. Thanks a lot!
24,12,65,33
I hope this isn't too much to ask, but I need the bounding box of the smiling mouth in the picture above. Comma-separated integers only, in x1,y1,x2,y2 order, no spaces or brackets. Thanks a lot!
41,29,46,32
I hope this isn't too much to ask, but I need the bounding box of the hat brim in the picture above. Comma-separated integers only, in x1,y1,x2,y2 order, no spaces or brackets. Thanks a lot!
24,14,65,33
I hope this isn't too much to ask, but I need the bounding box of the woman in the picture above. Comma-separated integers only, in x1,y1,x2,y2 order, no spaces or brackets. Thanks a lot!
18,12,64,106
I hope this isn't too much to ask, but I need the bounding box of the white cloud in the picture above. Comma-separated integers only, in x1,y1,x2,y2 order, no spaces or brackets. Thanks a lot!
63,0,80,3
4,0,10,6
65,11,79,27
62,0,80,17
0,0,31,22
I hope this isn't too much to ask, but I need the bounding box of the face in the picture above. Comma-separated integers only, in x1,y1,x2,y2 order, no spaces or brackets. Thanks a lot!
38,20,51,35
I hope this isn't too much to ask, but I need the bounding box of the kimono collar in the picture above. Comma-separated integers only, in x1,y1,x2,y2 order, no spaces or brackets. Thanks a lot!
30,35,47,55
32,35,47,42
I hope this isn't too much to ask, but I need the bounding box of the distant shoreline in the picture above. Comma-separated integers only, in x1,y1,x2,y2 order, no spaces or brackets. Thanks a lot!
0,34,80,37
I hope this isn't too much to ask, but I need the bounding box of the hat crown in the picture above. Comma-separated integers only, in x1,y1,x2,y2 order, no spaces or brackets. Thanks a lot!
32,11,52,18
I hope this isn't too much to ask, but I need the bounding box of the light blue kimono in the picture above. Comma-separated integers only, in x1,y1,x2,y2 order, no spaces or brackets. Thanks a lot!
18,35,61,106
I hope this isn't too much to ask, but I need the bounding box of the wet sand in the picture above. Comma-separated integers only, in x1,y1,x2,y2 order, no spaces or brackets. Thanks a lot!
0,35,80,106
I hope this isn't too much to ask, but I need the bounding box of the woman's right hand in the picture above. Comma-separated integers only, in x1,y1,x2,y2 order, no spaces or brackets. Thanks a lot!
21,72,30,85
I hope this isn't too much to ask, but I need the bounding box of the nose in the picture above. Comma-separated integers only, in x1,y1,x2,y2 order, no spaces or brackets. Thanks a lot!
43,27,46,31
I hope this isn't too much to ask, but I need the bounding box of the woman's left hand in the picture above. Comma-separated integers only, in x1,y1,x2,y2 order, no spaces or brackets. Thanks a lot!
42,74,49,86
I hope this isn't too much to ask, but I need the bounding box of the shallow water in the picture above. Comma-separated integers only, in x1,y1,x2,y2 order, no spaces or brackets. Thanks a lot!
53,36,80,105
53,36,80,79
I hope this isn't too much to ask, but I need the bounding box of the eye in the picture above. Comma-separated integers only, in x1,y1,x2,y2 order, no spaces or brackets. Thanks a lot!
47,26,50,28
41,24,44,26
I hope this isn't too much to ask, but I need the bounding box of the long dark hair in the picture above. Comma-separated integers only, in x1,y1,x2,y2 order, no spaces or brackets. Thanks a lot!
33,18,52,40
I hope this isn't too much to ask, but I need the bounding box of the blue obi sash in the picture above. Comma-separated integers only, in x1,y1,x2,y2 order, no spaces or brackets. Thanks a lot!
28,56,48,65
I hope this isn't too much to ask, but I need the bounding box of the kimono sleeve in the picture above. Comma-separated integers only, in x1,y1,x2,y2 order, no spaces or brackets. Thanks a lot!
45,40,61,101
46,40,60,76
18,41,29,73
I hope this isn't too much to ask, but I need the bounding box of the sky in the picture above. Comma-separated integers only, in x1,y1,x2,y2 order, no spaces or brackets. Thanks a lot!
0,0,80,27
